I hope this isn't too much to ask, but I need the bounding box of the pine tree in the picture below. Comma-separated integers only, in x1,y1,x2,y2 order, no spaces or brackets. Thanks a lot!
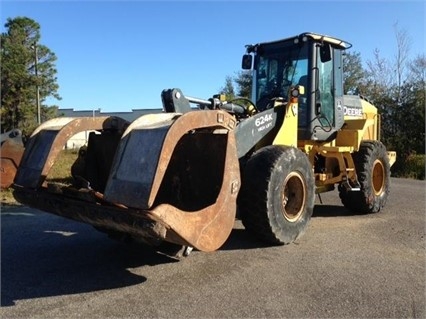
1,17,60,136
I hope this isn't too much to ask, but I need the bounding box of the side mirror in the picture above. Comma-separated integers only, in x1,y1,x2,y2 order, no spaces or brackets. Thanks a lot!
320,43,331,63
242,54,252,69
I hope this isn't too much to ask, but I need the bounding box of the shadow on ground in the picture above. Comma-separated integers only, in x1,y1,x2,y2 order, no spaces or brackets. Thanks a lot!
220,227,271,251
221,203,362,252
313,204,365,217
1,209,178,307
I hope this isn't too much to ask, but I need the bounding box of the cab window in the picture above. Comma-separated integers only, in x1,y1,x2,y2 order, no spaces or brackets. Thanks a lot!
317,48,334,126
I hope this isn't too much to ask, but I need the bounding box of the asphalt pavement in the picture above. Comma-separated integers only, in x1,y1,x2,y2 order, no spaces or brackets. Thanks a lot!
1,177,425,318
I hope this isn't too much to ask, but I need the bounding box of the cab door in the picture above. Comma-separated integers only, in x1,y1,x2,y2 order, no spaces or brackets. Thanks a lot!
299,42,345,142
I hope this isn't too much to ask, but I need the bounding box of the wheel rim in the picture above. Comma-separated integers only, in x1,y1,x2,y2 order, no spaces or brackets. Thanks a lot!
281,172,306,222
372,159,385,195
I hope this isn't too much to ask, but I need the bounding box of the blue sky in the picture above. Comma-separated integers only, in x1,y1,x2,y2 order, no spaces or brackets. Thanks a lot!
1,1,425,112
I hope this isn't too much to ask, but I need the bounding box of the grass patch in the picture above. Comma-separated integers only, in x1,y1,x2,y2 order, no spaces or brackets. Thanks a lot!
392,154,425,180
46,148,79,184
1,188,18,206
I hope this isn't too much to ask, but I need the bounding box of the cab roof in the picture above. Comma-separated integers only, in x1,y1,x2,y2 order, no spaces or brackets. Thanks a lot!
302,32,352,49
246,32,352,52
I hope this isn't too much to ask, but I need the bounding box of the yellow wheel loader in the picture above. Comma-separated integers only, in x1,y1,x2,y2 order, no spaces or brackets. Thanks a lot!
12,32,396,257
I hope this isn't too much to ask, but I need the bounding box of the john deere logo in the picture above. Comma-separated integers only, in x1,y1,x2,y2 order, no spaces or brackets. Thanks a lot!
344,106,363,117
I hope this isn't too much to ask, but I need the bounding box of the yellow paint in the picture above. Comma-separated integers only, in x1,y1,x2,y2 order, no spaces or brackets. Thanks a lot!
272,85,305,147
272,100,298,147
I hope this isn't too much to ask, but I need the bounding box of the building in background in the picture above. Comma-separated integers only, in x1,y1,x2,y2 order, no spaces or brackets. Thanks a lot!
57,107,162,149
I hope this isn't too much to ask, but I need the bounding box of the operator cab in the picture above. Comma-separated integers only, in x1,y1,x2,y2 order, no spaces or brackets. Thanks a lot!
242,32,352,142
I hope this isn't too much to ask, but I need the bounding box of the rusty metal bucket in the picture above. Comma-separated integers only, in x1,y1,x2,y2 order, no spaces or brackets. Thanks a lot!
1,129,25,189
13,110,240,252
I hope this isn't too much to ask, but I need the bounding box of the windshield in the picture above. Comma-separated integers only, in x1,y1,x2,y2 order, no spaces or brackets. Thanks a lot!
254,42,308,111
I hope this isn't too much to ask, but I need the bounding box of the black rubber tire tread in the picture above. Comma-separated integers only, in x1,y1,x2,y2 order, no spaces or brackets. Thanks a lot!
339,140,391,213
237,145,315,245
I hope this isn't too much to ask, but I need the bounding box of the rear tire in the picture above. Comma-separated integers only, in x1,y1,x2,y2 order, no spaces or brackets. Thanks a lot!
339,140,391,213
238,145,315,245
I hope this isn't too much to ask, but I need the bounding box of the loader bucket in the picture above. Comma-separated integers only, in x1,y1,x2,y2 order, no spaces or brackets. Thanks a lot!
0,129,25,189
13,110,240,252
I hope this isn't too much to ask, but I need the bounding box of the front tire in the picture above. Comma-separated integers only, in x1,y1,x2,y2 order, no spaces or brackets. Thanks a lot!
339,140,391,213
238,145,315,245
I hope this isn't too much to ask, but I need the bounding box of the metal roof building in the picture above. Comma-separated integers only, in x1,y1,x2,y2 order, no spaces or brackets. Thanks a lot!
57,108,163,122
57,107,163,149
